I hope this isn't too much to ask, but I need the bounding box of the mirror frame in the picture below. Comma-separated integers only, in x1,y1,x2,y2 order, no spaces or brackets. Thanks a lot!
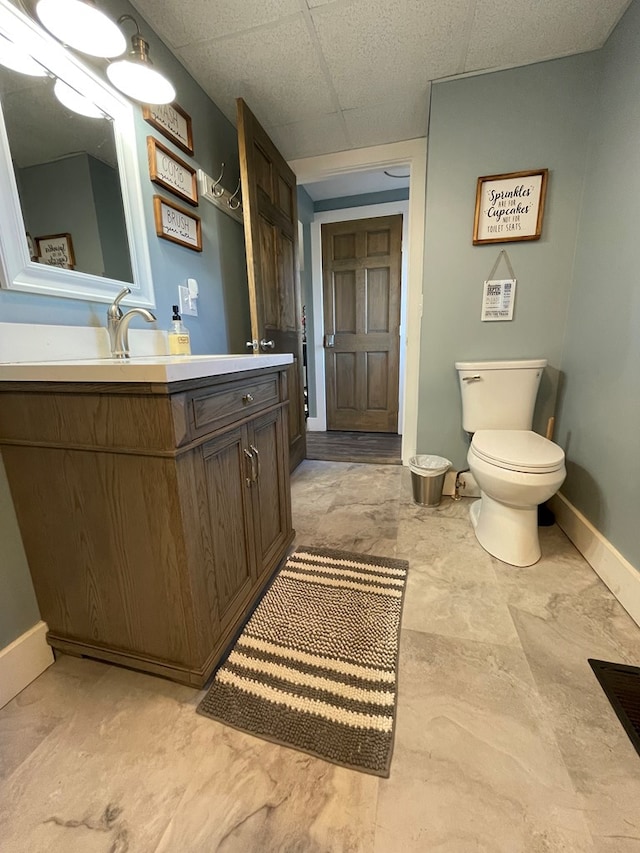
0,0,155,307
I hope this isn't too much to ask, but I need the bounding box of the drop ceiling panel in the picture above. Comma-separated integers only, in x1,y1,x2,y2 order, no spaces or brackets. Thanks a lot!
128,0,631,161
342,93,429,149
310,0,471,109
131,0,301,50
266,113,350,160
177,16,337,128
466,0,631,71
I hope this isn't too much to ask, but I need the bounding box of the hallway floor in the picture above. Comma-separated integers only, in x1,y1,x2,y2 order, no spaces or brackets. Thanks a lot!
1,461,639,852
305,431,402,465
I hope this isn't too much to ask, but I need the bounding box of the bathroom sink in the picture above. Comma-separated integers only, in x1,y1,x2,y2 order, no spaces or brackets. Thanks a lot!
0,352,293,383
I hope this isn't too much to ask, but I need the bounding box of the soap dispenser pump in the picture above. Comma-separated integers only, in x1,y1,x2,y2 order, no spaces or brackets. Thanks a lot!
168,305,191,355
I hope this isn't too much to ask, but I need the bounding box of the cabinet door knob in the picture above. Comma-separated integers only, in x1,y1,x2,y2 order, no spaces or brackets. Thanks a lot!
242,393,254,404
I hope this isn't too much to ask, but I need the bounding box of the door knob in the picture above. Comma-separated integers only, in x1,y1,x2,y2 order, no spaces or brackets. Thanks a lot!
260,339,275,350
246,339,258,353
324,334,335,348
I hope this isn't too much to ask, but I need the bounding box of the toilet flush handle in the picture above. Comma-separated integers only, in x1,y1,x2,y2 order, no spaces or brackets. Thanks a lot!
462,375,481,382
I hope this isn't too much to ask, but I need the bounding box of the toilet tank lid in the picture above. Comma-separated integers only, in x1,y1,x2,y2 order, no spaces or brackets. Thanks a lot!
455,358,547,370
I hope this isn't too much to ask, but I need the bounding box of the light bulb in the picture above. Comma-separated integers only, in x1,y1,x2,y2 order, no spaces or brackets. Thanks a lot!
0,34,48,76
36,0,127,58
107,60,175,105
53,78,104,118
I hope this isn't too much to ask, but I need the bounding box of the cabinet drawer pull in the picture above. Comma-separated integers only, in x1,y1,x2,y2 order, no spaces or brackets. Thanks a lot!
242,393,254,404
243,448,255,486
250,444,261,479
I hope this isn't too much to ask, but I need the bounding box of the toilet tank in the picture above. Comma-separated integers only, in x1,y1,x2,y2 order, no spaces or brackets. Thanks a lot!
455,359,547,432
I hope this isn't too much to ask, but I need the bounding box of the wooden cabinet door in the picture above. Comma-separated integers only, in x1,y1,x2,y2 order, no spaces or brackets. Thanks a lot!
201,427,256,634
247,406,292,580
237,98,306,470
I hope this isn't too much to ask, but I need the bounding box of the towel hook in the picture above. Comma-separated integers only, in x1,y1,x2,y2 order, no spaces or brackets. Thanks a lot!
228,178,241,210
211,163,225,197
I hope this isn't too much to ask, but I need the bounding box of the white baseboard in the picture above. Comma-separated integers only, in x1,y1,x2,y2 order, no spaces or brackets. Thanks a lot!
550,492,640,629
0,621,54,709
306,417,325,432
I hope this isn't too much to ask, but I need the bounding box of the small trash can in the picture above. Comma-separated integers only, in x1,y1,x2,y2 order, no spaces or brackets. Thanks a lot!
409,455,452,507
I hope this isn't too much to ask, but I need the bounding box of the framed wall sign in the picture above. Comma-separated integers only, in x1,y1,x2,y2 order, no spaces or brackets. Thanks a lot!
473,169,548,245
35,233,75,269
147,137,198,206
142,102,194,156
153,195,202,252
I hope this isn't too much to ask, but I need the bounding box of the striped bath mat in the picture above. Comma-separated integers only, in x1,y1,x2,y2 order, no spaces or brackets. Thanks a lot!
197,546,409,777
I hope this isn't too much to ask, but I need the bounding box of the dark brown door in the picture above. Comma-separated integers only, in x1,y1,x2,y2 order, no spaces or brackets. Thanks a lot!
237,98,306,470
322,215,402,432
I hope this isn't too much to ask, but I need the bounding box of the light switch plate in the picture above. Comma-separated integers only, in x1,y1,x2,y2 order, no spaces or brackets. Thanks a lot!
178,285,197,316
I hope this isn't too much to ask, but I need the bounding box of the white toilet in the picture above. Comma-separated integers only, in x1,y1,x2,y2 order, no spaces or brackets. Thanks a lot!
455,359,566,567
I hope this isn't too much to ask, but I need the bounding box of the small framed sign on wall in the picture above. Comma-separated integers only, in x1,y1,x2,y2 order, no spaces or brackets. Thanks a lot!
147,137,198,206
473,169,548,245
153,195,202,252
142,102,194,156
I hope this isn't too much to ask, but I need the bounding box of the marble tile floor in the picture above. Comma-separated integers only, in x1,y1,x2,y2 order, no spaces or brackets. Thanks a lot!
1,460,640,852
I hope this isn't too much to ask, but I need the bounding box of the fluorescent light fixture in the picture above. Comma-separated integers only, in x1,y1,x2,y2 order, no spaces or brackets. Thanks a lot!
106,18,175,105
53,78,105,117
0,33,48,76
36,0,127,59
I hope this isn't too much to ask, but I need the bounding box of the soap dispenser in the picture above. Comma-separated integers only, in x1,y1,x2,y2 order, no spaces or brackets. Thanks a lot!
168,305,191,355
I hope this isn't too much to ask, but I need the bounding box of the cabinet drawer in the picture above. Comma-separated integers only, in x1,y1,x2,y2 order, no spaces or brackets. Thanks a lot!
190,375,280,437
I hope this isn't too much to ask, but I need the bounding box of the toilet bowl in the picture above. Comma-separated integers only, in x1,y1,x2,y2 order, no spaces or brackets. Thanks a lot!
467,429,566,566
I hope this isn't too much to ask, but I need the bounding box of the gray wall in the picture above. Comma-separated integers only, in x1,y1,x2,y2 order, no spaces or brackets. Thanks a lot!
417,52,600,468
555,1,640,570
88,156,133,282
0,0,251,649
19,154,106,277
314,187,409,213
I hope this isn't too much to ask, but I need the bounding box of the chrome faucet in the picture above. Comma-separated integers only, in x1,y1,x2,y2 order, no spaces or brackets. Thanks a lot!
107,287,131,353
108,287,156,359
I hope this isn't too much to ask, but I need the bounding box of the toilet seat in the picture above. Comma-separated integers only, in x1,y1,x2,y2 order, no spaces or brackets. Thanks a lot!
471,430,565,474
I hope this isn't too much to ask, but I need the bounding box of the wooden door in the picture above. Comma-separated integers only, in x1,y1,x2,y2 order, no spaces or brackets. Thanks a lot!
237,98,306,470
322,215,403,432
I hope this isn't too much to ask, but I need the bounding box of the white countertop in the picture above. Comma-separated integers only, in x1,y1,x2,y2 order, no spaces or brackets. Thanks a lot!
0,353,294,383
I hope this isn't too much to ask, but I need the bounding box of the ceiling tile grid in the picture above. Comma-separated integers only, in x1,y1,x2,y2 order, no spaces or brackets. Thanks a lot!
309,0,472,109
176,15,337,129
465,0,632,72
131,0,302,49
341,90,429,149
130,0,631,161
267,112,351,159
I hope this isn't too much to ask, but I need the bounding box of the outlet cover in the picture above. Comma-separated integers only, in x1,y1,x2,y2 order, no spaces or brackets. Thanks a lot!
178,285,197,316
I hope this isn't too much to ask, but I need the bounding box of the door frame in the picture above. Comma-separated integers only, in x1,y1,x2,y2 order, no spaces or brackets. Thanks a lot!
290,138,426,464
312,203,409,434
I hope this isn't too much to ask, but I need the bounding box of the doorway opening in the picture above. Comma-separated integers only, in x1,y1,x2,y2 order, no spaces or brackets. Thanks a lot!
290,139,426,465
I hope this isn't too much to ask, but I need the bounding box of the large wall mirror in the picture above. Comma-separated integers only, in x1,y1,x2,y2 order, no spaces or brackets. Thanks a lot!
0,0,154,306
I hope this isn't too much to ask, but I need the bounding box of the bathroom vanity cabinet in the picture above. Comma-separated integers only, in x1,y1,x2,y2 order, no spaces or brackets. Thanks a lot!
0,360,293,687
